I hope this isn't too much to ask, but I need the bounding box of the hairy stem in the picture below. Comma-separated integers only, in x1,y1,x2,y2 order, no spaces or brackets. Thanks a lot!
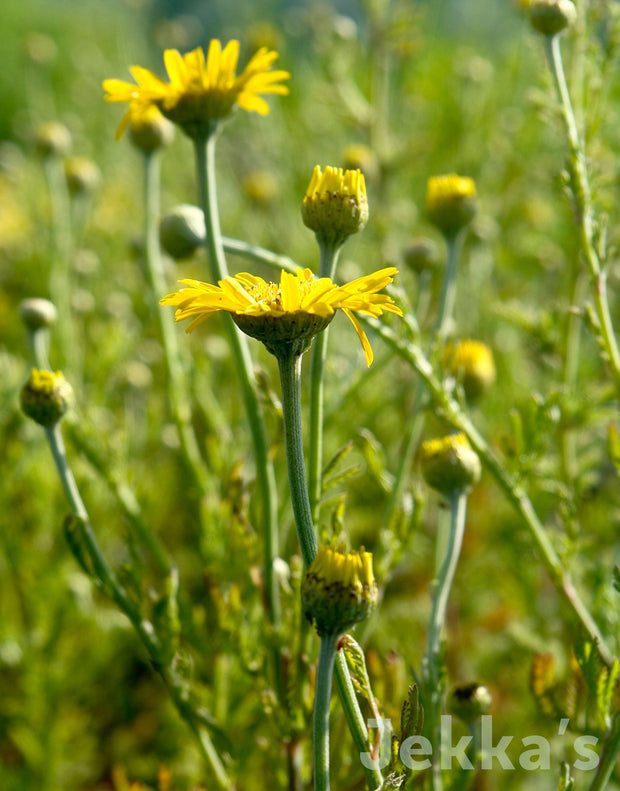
314,633,339,791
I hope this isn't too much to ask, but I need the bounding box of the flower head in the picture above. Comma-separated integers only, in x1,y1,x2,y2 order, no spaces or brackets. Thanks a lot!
302,165,369,248
426,174,477,236
529,0,577,36
419,433,481,495
161,266,402,363
127,104,175,152
20,368,74,428
103,40,290,139
302,545,378,636
443,339,496,401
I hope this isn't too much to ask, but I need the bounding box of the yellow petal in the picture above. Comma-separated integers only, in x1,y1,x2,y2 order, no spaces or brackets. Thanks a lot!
342,308,374,366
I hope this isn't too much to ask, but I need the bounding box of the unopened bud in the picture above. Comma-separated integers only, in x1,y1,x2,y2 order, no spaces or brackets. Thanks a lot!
402,238,440,274
19,298,57,331
302,545,378,637
419,433,480,494
20,368,73,428
443,339,496,401
65,157,101,196
159,204,206,259
128,105,175,152
529,0,577,36
426,174,477,237
302,165,369,248
34,121,71,158
448,683,492,722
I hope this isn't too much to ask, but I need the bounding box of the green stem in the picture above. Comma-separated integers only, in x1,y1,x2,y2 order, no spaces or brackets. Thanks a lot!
424,490,468,791
277,350,318,567
587,711,620,791
43,155,79,376
433,231,463,343
43,422,231,789
314,633,339,791
384,232,465,528
220,236,297,274
276,346,383,790
194,130,281,632
543,34,620,392
143,150,211,501
308,241,341,520
366,317,615,667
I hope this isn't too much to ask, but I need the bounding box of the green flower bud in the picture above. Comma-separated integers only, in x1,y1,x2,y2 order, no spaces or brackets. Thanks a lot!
20,368,73,428
159,204,206,259
529,0,577,36
302,165,369,248
34,121,72,158
64,157,101,196
419,433,481,495
128,105,175,152
443,339,496,401
448,683,492,722
302,545,378,637
402,237,441,274
426,174,477,237
19,298,58,331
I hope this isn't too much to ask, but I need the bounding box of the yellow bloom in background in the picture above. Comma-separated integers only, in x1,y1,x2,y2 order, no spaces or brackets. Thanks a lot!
103,39,290,138
426,173,477,236
160,266,402,363
443,339,496,401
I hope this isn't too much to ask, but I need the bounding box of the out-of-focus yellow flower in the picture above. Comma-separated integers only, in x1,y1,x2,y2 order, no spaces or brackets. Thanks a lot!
443,339,496,400
127,103,175,151
103,40,290,138
161,266,402,363
426,174,477,236
20,368,74,428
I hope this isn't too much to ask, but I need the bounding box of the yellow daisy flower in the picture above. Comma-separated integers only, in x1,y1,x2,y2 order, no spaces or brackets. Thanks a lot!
103,39,290,138
160,267,402,364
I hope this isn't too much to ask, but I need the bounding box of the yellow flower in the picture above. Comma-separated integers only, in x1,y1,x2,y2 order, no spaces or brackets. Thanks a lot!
426,174,477,236
302,165,369,246
160,266,402,364
419,433,481,495
302,544,378,636
443,339,496,400
20,369,74,428
103,40,290,138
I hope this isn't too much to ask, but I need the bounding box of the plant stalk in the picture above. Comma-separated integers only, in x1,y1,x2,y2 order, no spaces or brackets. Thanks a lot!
314,633,339,791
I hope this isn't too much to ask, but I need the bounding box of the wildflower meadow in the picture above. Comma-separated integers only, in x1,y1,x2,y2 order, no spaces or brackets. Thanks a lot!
1,0,620,790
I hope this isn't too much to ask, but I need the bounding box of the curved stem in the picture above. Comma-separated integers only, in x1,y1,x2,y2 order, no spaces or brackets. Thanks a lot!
308,241,341,520
314,633,339,791
43,422,231,788
194,131,281,632
144,150,211,502
543,34,620,391
367,317,615,667
424,490,468,791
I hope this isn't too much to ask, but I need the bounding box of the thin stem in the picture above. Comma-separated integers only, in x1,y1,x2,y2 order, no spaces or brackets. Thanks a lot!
308,241,341,520
276,346,383,791
587,711,620,791
543,35,620,391
194,131,281,631
143,150,211,501
424,490,468,791
314,633,339,791
220,236,297,274
433,232,463,343
367,317,614,667
43,422,231,789
277,350,318,566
